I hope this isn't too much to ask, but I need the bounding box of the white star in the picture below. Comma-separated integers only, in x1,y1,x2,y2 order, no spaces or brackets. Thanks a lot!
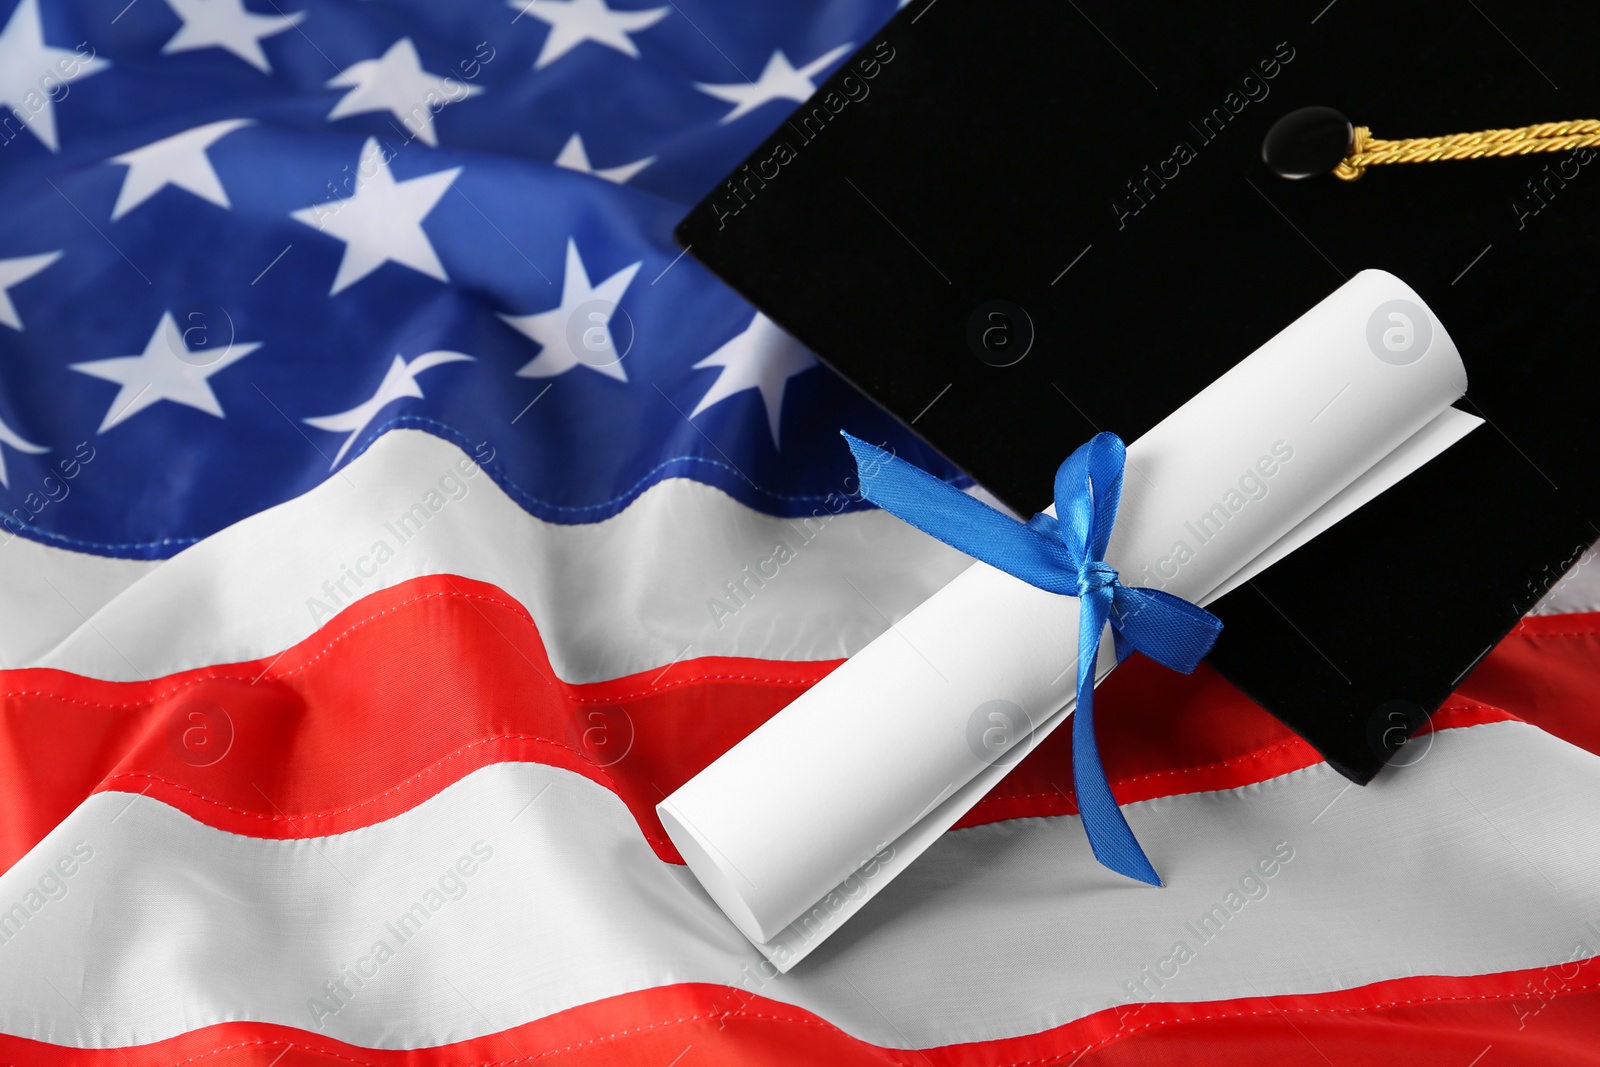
107,118,252,220
689,313,817,447
0,250,61,330
500,238,641,382
162,0,305,74
508,0,668,70
290,137,460,295
304,349,473,468
695,44,852,124
70,311,259,432
0,0,110,152
0,412,48,488
554,132,653,184
325,38,482,148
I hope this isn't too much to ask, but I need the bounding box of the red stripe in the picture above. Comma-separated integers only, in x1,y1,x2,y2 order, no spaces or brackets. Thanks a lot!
1457,612,1600,760
0,575,829,870
0,576,1590,873
3,962,1597,1065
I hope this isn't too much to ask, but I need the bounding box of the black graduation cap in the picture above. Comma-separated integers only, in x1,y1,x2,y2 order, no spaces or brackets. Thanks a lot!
674,0,1600,783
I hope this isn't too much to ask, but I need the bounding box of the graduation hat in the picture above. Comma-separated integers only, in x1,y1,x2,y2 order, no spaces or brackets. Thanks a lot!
675,0,1600,782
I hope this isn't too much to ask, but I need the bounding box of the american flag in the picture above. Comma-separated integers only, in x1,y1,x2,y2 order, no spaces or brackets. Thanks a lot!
2,0,1599,1063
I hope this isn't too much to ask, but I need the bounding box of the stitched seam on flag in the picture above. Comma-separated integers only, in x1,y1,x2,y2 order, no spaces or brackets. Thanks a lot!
357,417,909,512
964,704,1497,805
0,419,970,555
0,661,826,706
1418,702,1509,726
44,703,1514,845
961,738,1312,813
955,720,1538,835
91,718,1517,858
95,735,1253,838
0,592,529,701
82,723,1436,839
93,1008,841,1067
94,737,676,846
567,670,826,703
37,971,1600,1066
1093,735,1307,785
1043,970,1600,1066
2,525,201,553
261,592,533,680
1,592,829,703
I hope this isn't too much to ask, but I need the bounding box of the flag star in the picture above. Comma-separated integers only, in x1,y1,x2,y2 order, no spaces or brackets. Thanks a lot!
304,350,473,468
290,137,461,296
70,311,259,433
500,238,641,382
508,0,668,70
0,0,110,152
695,44,852,124
689,313,817,448
554,133,653,184
0,413,48,488
325,38,482,148
161,0,305,73
107,118,252,221
0,250,61,331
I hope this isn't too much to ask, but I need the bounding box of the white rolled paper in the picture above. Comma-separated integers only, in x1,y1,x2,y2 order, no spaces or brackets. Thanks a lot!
660,269,1479,970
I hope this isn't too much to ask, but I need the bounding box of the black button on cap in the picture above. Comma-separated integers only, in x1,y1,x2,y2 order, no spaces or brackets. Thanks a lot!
1262,106,1354,179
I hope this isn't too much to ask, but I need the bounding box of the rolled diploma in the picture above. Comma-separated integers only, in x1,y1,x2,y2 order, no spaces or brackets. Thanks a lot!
660,269,1470,968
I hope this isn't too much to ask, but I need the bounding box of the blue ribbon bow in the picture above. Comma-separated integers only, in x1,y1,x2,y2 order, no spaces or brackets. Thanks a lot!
842,431,1224,885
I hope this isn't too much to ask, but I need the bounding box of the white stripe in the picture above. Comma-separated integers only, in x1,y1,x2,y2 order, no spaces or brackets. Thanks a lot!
5,432,1592,682
0,533,156,670
2,720,1595,1050
22,429,972,683
1531,540,1600,615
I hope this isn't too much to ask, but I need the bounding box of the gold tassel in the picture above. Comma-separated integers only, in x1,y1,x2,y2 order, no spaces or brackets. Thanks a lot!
1335,120,1600,181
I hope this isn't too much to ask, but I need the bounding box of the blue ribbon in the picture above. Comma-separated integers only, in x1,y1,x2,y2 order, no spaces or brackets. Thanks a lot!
842,431,1224,885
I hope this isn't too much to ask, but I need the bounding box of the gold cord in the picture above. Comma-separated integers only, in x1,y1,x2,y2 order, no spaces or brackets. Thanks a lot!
1334,119,1600,180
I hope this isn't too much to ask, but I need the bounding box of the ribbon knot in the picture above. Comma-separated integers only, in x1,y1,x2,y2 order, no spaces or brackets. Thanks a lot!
1078,559,1119,600
842,431,1224,885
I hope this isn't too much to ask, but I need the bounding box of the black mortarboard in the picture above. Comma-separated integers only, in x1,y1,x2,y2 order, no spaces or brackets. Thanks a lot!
674,0,1600,782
